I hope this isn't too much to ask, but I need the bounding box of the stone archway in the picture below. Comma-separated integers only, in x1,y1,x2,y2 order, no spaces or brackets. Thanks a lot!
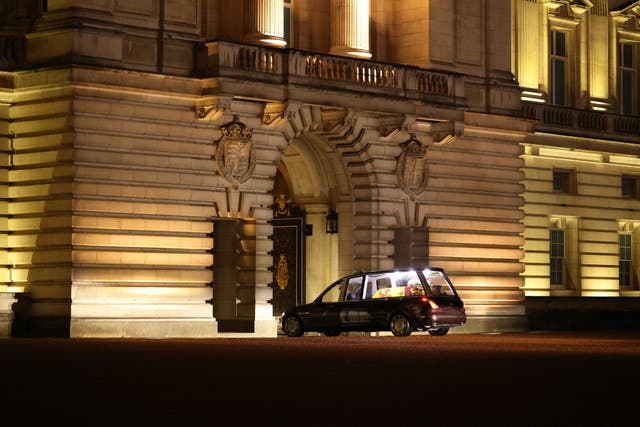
273,134,344,305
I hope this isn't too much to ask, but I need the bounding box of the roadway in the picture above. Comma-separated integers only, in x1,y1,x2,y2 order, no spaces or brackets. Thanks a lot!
1,331,639,426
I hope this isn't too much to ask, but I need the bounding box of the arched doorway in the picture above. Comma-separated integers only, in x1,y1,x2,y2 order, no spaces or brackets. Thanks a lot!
271,135,342,316
270,168,306,316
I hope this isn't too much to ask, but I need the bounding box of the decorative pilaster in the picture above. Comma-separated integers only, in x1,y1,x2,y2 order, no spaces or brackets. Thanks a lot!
588,1,609,102
330,0,371,59
516,0,540,90
244,0,286,48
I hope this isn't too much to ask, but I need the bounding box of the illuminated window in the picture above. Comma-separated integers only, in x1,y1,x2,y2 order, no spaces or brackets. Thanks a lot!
284,0,292,47
622,176,638,198
619,233,632,288
553,168,576,193
550,228,564,286
550,30,568,106
619,43,636,115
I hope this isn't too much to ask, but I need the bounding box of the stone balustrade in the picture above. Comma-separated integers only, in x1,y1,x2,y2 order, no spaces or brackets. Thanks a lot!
416,71,451,96
236,46,280,73
208,41,462,105
523,102,640,143
303,53,398,88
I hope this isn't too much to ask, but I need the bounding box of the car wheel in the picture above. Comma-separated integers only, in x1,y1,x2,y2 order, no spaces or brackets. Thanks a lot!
428,327,449,336
389,313,412,337
282,315,304,337
323,330,341,336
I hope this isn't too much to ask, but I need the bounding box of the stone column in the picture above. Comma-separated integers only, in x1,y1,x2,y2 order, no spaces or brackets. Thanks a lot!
330,0,371,59
244,0,286,48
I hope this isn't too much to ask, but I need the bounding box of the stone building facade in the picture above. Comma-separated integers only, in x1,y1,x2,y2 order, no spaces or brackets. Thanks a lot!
516,0,640,299
0,0,637,338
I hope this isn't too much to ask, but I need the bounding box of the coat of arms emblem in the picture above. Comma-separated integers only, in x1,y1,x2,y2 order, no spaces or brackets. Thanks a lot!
215,120,255,188
275,253,289,290
397,137,428,200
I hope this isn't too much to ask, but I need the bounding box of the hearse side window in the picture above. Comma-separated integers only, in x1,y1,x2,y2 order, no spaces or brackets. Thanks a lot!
321,278,349,303
367,270,425,298
364,279,375,299
345,277,364,301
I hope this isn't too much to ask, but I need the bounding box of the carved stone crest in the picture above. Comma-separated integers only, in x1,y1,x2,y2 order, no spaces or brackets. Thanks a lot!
215,120,255,188
397,136,428,200
273,193,292,217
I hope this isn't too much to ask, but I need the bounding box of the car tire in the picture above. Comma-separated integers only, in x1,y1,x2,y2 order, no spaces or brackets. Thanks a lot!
389,313,412,337
428,327,449,336
282,315,304,337
323,330,341,336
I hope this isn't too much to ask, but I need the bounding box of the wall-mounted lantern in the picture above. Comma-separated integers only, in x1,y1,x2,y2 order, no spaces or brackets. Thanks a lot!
326,210,338,234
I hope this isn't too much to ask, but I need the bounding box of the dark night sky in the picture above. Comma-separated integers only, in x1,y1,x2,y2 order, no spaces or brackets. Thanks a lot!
609,0,636,10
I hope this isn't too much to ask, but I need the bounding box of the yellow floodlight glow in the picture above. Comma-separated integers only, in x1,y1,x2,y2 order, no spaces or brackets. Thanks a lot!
538,147,602,162
520,90,547,104
522,96,546,103
346,50,372,59
589,100,610,112
610,155,640,166
521,90,546,103
523,290,552,297
260,38,287,48
0,285,25,293
582,291,618,297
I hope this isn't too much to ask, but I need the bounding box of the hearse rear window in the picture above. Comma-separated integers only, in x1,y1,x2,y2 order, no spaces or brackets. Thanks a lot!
422,269,455,296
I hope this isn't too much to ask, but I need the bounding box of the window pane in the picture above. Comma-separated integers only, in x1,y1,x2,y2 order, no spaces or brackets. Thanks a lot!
622,43,633,68
619,233,632,287
621,70,634,115
555,32,566,57
620,234,631,258
553,170,573,192
550,229,564,286
551,260,563,285
553,170,563,191
284,7,291,45
622,176,637,197
620,262,631,285
321,278,348,303
553,60,566,105
345,277,363,301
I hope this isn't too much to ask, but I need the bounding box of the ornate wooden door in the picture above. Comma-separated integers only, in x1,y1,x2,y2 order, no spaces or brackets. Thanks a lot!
271,196,306,316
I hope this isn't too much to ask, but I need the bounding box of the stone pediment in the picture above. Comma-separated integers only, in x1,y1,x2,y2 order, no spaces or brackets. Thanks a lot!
612,1,640,31
545,0,593,18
